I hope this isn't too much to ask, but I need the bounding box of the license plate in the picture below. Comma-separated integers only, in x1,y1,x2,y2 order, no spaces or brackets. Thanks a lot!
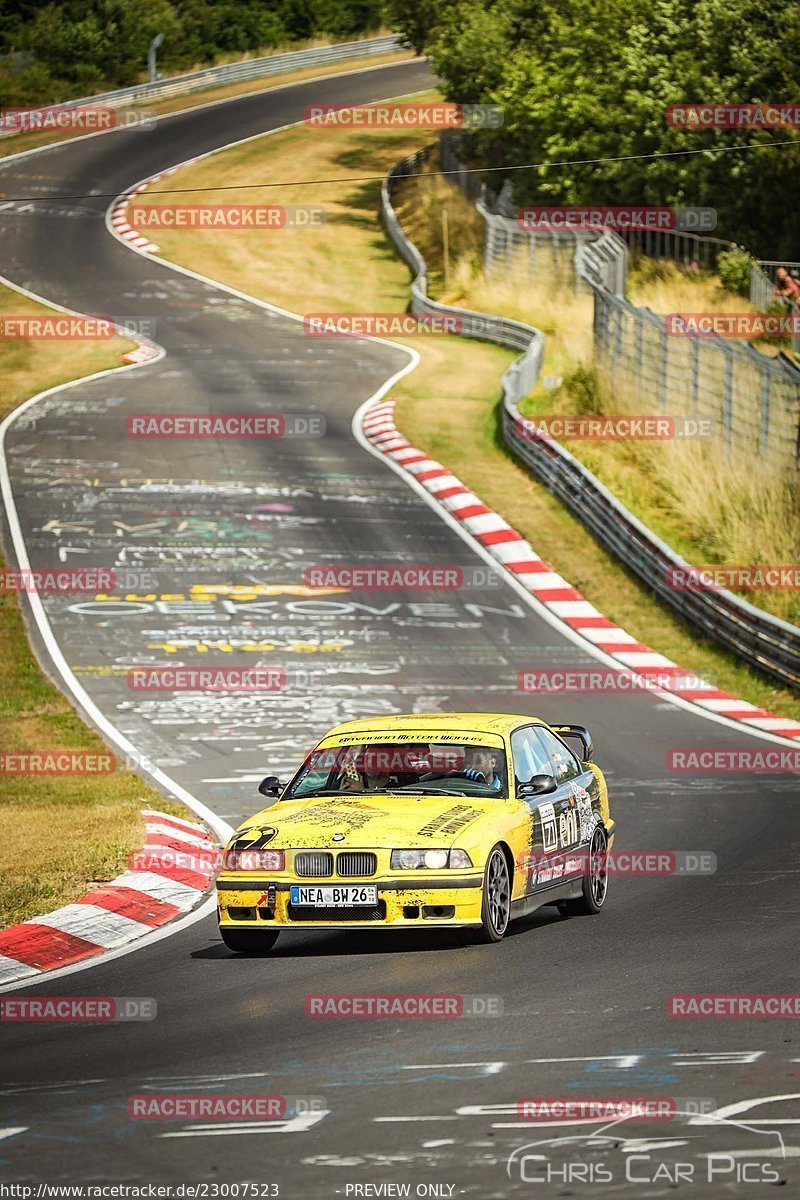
290,885,378,907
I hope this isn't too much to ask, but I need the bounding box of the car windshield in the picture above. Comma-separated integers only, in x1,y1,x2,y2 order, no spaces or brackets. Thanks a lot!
282,740,509,800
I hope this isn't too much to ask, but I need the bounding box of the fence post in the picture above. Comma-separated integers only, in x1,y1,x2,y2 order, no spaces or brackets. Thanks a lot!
658,324,669,411
612,301,623,379
634,310,644,386
759,369,770,454
722,348,733,448
690,338,699,416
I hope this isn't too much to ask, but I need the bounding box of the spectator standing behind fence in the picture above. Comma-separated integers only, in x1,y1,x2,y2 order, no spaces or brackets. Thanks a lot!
775,267,800,303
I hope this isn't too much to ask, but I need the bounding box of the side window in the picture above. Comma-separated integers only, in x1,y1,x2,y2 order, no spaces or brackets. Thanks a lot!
534,727,581,783
511,726,552,785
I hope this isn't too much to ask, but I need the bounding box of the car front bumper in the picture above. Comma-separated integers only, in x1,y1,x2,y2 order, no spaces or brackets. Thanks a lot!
216,873,485,928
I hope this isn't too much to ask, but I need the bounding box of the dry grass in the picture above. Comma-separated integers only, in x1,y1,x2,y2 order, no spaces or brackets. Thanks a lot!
0,286,190,928
518,365,800,625
132,92,516,416
629,258,782,356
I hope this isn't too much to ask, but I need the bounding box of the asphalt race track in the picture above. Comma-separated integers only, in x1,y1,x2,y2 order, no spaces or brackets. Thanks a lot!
1,59,799,1197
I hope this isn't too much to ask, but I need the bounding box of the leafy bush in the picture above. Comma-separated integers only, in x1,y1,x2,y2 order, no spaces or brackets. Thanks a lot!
717,246,755,297
564,364,602,415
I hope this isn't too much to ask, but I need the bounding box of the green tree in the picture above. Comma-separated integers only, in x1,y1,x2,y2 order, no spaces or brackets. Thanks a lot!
403,0,799,257
384,0,444,53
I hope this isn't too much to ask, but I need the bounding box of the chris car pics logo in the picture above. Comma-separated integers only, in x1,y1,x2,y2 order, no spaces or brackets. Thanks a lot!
507,1110,786,1185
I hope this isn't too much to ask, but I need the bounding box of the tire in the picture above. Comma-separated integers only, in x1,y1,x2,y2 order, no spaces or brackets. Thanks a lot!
558,825,608,916
470,844,512,943
220,927,280,953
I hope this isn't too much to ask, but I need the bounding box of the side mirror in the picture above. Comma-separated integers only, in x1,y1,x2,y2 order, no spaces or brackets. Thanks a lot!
258,775,283,797
551,724,594,762
518,774,558,797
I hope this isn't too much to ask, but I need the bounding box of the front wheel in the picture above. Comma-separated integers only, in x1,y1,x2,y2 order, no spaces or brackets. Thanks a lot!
470,845,511,943
220,927,280,954
558,825,608,916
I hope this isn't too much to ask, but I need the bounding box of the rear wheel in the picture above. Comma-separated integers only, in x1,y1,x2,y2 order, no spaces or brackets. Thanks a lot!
470,845,511,943
558,825,608,916
220,927,280,953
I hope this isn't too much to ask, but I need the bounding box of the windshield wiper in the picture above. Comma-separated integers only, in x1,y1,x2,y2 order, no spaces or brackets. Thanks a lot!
382,787,468,797
290,789,350,799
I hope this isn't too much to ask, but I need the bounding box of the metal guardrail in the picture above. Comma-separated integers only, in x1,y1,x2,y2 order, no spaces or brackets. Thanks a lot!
381,149,800,690
0,35,404,136
382,150,545,387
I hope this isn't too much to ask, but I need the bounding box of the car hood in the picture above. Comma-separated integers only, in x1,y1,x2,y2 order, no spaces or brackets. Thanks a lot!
232,793,497,849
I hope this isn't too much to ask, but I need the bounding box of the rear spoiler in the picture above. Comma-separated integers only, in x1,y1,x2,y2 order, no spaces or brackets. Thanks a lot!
551,724,594,763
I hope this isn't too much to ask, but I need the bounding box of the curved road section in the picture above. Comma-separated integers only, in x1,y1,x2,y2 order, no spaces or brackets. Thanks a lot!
0,60,798,1195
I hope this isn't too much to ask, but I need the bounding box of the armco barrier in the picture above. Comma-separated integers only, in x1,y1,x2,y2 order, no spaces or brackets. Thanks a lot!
381,150,800,690
0,35,404,135
382,149,544,391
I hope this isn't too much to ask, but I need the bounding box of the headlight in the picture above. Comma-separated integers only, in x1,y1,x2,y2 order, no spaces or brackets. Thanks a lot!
224,848,285,872
390,848,473,869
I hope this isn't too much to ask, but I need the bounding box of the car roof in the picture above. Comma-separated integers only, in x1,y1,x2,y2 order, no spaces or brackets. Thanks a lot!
324,713,546,739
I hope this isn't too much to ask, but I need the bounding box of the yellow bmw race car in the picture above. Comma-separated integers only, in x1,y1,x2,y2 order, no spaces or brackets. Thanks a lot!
216,713,615,951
